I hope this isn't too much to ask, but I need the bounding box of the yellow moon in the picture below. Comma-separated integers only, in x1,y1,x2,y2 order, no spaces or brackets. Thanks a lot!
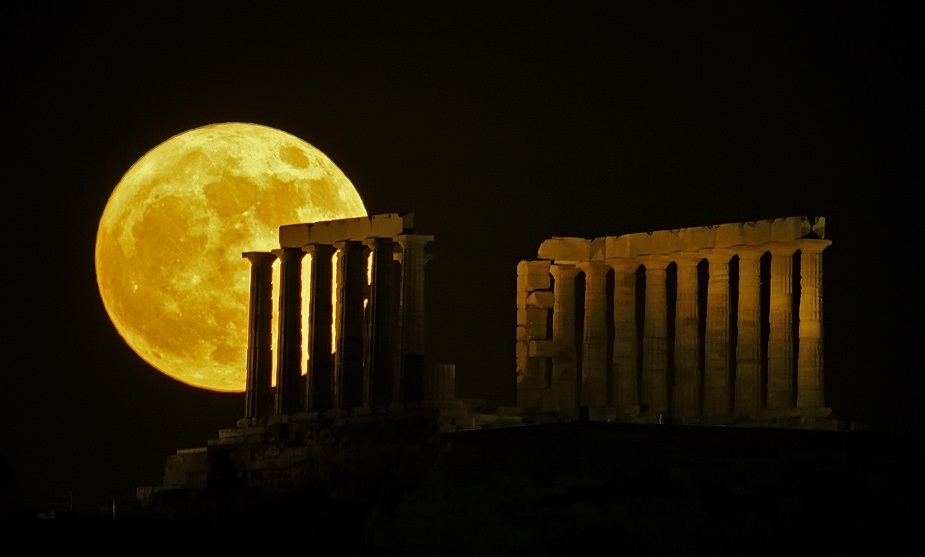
95,122,367,392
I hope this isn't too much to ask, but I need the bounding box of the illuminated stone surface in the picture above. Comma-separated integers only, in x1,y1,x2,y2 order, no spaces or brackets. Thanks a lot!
516,215,831,425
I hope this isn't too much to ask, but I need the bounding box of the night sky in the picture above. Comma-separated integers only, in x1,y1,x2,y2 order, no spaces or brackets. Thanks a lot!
4,2,920,516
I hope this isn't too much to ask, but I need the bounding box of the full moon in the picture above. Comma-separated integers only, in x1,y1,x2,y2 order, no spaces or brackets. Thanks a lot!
95,122,367,392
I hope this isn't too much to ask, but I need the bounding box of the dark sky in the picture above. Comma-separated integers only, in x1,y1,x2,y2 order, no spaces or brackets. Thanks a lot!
3,1,920,516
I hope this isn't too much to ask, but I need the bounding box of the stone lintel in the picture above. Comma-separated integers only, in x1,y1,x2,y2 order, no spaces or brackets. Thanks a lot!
603,216,824,258
278,212,414,247
537,237,592,261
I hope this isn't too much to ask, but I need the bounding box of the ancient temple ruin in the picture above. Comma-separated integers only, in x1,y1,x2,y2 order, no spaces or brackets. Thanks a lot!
241,212,439,419
516,215,831,426
140,213,840,515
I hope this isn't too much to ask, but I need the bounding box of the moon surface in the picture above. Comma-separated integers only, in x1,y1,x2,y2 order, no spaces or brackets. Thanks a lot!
95,122,367,392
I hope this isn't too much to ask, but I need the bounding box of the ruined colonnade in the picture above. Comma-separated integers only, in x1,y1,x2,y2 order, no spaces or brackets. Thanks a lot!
516,216,830,424
242,213,433,419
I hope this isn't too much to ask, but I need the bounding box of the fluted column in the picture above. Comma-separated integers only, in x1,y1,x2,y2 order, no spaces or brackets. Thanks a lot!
365,237,400,407
243,251,277,419
702,249,733,416
550,264,580,414
334,240,368,409
609,260,639,410
735,247,764,416
767,244,797,409
796,239,831,408
640,256,670,414
578,262,610,408
272,247,306,416
396,234,434,404
304,244,335,413
672,254,701,418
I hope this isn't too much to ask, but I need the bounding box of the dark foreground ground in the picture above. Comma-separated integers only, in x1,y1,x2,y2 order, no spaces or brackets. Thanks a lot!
4,422,917,552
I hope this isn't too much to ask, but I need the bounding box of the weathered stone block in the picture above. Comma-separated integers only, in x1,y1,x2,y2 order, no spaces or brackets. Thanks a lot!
279,213,413,247
529,340,555,358
526,290,554,308
517,260,551,290
538,237,591,262
517,324,547,342
517,307,549,326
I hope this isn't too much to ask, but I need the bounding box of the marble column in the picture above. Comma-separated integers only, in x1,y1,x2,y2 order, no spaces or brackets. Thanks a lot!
550,264,580,415
702,249,733,416
334,240,368,409
243,251,277,419
303,244,335,413
578,262,610,408
396,234,434,404
272,247,306,416
796,239,831,408
640,255,670,414
767,244,797,409
609,260,639,411
365,237,400,407
672,254,701,418
734,247,765,416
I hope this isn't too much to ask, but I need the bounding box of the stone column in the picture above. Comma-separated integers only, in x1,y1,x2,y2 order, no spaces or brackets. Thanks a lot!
672,254,701,418
640,255,670,415
767,244,797,409
702,249,733,416
578,262,610,409
303,244,335,413
243,251,277,419
735,247,765,417
365,237,400,407
550,264,580,415
334,240,368,409
396,234,434,404
609,259,639,411
516,260,554,412
796,239,831,408
272,247,306,416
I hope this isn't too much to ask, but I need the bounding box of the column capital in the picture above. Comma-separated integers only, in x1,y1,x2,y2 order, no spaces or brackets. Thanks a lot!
272,246,306,262
606,257,639,273
698,247,735,263
794,238,832,254
242,251,277,266
395,233,435,248
550,263,580,280
576,260,610,278
302,243,336,257
638,254,671,270
766,242,799,257
734,245,768,260
672,252,702,267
